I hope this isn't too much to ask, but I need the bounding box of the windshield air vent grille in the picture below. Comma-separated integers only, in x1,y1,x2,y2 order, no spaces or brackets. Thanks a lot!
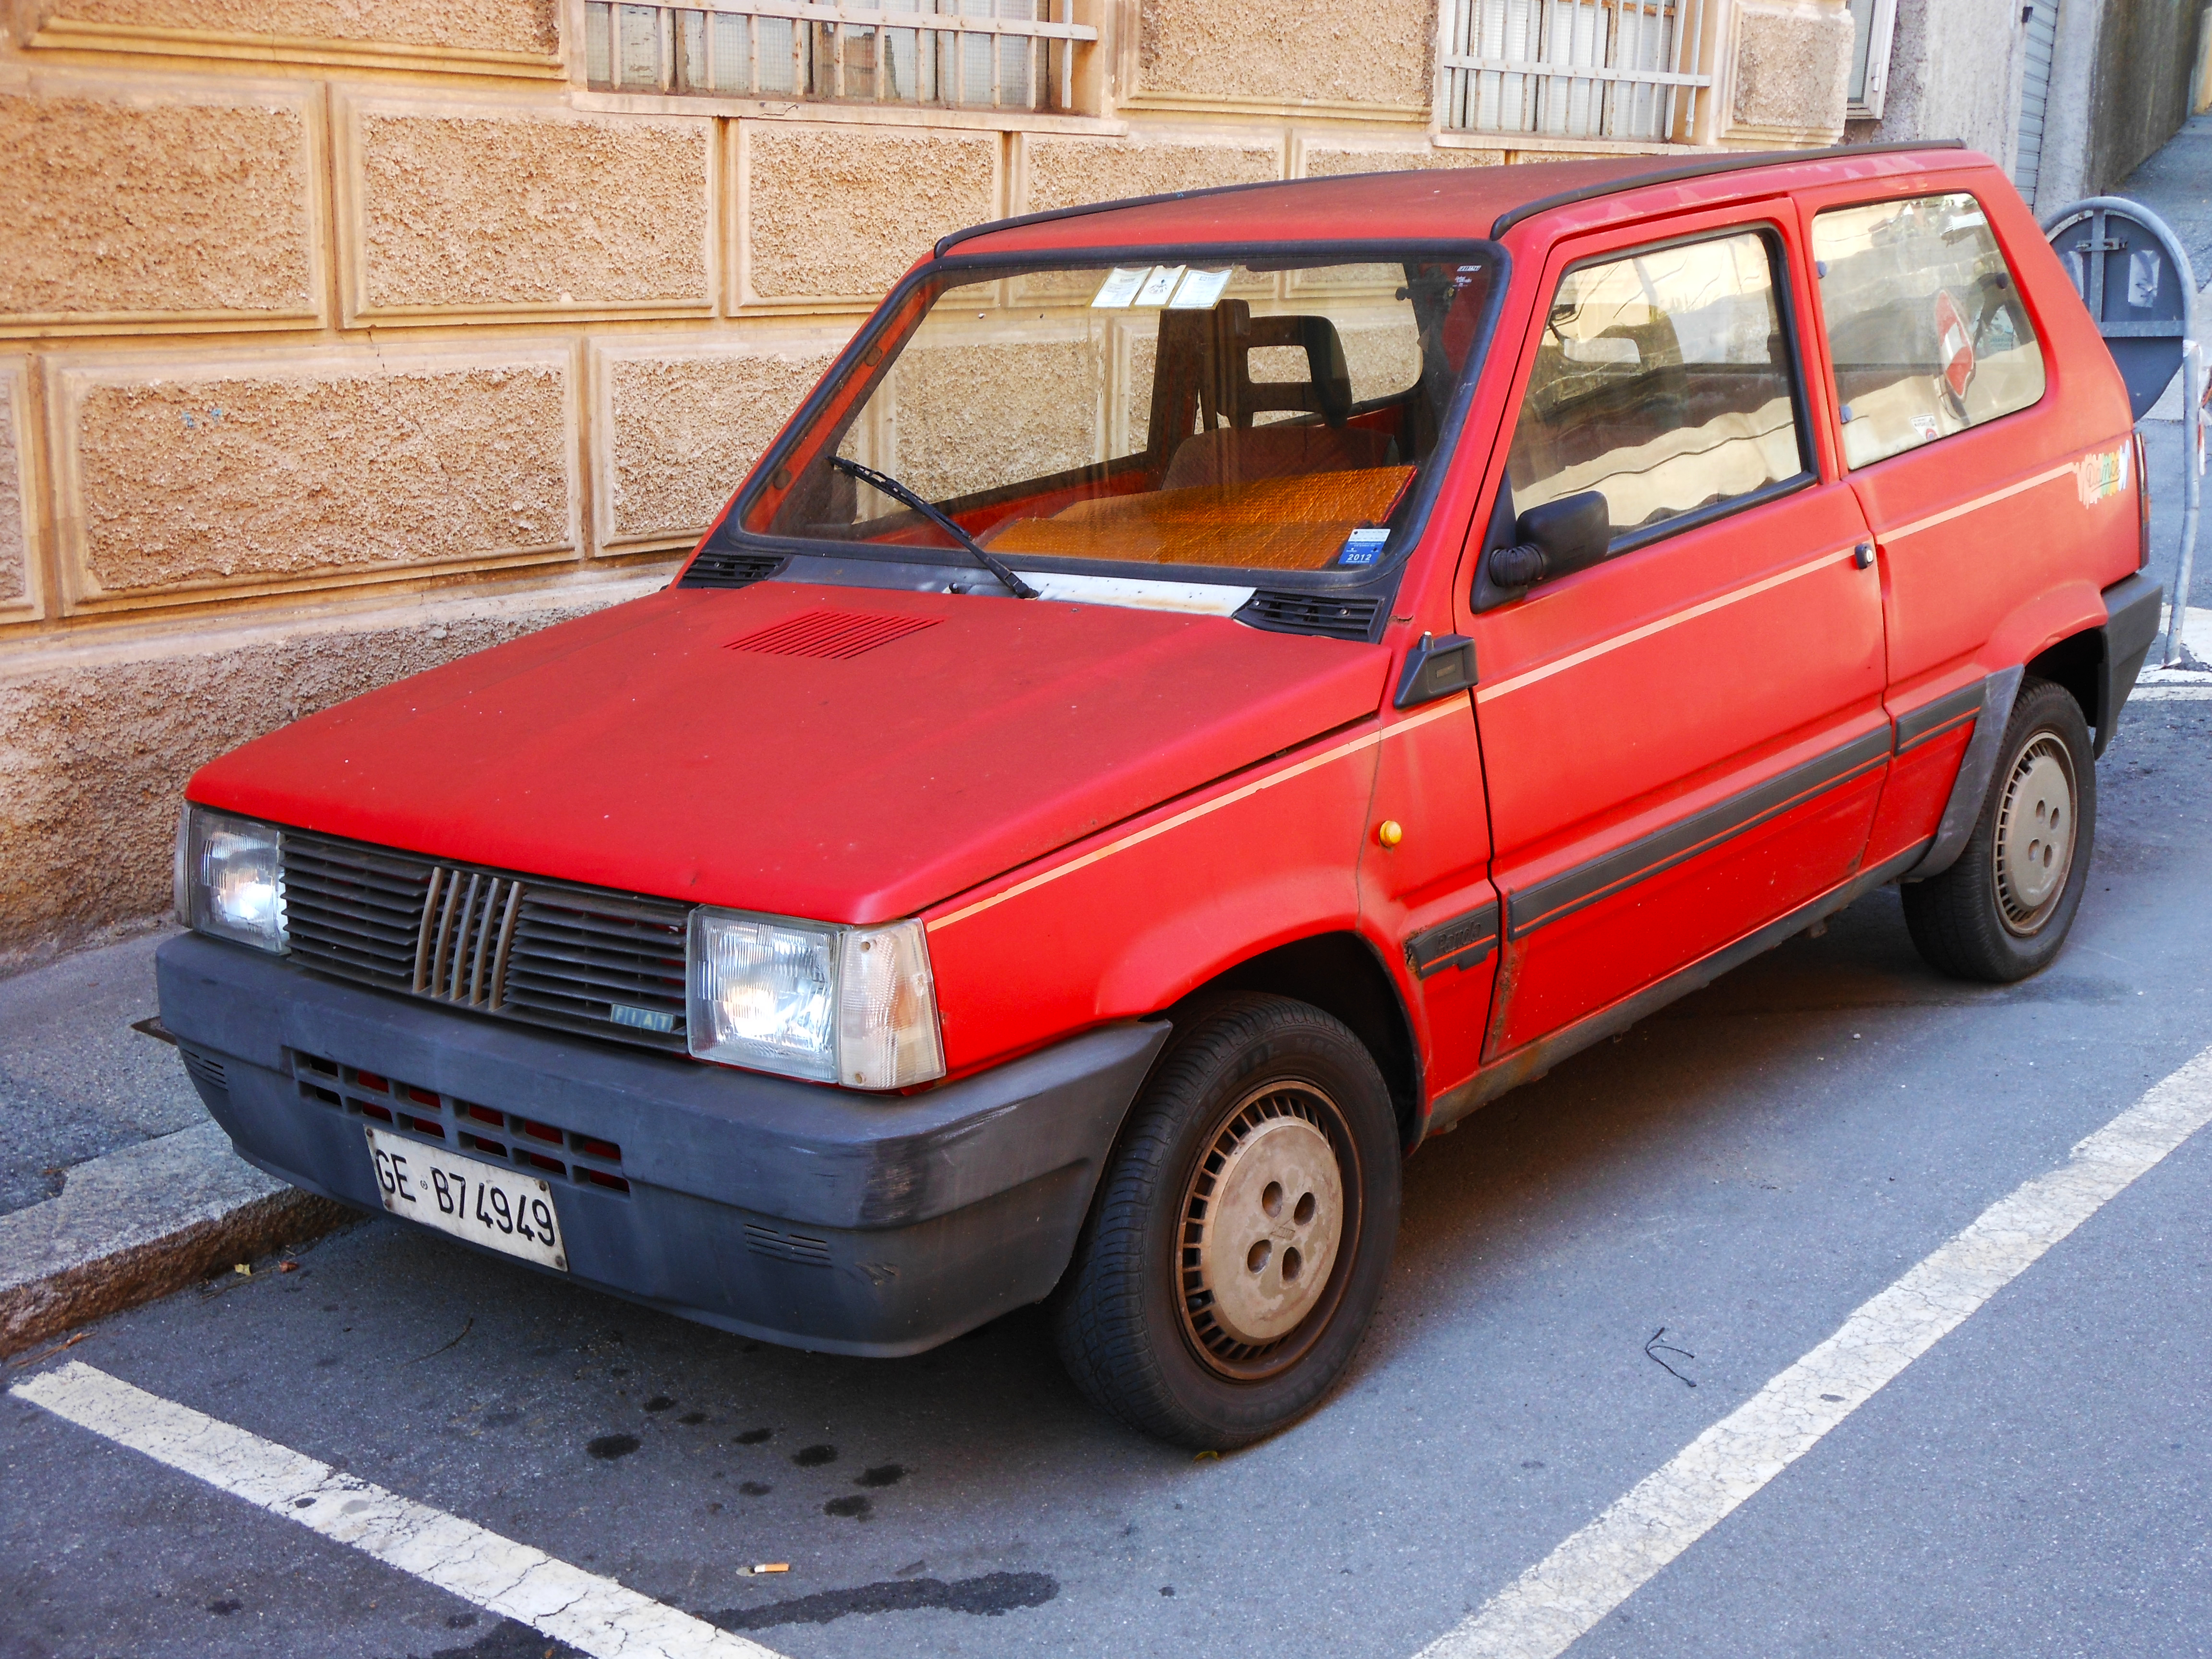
726,610,941,660
681,550,787,590
1239,590,1385,642
277,830,691,1054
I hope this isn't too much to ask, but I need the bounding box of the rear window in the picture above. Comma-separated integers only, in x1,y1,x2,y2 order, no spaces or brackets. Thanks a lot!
735,252,1497,581
1811,192,2046,469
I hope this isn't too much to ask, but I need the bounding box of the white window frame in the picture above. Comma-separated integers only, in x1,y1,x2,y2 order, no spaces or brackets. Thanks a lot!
1437,0,1715,146
1845,0,1897,121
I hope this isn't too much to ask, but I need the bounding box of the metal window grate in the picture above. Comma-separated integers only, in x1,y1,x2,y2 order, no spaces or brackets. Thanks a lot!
279,829,693,1054
583,0,1096,112
1440,0,1710,143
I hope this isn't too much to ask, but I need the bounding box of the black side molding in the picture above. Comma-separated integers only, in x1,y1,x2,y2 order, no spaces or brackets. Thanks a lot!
2098,570,2164,757
1892,681,1985,754
1404,903,1499,978
1505,726,1892,939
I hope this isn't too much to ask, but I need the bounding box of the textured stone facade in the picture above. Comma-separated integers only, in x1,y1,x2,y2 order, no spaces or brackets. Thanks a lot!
743,125,998,303
0,80,319,325
597,336,842,546
33,0,559,54
56,350,575,600
346,100,712,318
0,372,26,608
1301,144,1503,178
1136,0,1437,109
0,0,1847,964
1729,3,1855,139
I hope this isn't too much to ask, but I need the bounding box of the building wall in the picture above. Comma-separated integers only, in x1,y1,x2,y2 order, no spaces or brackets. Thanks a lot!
0,0,1854,970
1844,0,2026,162
2083,0,2208,189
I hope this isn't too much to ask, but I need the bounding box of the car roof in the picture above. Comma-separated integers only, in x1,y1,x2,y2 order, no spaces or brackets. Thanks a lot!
938,141,1975,259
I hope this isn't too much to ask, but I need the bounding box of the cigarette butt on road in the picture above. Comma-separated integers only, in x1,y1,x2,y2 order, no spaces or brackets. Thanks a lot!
750,1563,789,1575
232,1263,252,1277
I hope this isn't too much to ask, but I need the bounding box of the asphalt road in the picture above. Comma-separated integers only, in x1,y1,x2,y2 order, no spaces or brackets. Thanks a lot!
2,673,2205,1659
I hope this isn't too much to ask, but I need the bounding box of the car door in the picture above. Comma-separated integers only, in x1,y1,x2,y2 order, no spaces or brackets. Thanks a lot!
1458,207,1890,1061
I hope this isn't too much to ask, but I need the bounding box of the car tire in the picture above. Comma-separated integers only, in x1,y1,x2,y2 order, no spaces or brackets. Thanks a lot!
1902,675,2096,984
1049,993,1402,1450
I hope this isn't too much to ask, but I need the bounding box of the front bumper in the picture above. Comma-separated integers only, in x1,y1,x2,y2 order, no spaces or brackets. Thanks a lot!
156,933,1167,1356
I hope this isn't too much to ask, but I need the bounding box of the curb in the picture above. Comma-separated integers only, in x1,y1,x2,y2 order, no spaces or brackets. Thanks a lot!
0,1122,351,1358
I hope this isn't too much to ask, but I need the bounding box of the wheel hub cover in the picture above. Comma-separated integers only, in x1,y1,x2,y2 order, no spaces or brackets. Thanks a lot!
1994,735,2075,932
1189,1105,1344,1347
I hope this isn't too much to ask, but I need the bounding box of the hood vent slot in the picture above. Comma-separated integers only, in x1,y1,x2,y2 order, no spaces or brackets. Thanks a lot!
680,550,787,590
726,610,941,660
1239,590,1384,642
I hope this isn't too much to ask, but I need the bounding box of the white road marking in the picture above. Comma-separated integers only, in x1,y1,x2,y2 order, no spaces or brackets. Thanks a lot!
9,1362,782,1659
1417,1042,2212,1659
2131,683,2212,700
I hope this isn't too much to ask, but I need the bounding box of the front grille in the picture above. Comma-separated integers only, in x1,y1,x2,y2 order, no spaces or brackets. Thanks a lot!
1239,589,1385,642
279,829,691,1054
415,868,522,1009
291,1052,631,1194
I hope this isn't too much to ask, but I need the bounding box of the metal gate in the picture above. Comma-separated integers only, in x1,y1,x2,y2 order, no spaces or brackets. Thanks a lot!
2015,0,2060,206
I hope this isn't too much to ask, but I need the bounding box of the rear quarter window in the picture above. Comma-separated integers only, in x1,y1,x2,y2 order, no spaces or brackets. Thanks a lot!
1812,192,2046,469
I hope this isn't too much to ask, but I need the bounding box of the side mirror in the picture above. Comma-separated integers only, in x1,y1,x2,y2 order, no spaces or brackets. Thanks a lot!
1489,491,1611,589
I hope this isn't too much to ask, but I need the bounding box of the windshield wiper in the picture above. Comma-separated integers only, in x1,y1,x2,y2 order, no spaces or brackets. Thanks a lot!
831,457,1039,599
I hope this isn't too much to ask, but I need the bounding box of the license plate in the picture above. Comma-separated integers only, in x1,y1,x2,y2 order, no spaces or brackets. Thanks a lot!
364,1127,567,1271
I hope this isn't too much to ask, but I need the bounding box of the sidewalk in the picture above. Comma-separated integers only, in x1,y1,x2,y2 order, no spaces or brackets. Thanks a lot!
0,930,345,1354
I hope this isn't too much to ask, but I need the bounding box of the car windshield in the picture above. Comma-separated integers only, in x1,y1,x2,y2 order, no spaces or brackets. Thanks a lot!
733,251,1498,581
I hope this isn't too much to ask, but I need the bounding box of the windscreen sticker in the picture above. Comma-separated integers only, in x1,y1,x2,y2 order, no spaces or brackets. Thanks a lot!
2075,444,2129,507
1911,413,1940,443
1167,268,1232,310
1090,267,1146,309
1133,265,1186,307
1335,527,1391,567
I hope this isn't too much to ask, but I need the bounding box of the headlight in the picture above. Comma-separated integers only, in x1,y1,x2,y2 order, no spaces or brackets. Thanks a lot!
687,908,943,1089
178,805,288,954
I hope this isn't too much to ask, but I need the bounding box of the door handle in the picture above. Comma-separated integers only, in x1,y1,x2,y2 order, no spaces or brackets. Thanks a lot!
1853,542,1876,570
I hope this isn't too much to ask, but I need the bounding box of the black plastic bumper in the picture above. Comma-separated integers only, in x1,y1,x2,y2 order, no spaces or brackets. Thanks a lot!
156,933,1167,1356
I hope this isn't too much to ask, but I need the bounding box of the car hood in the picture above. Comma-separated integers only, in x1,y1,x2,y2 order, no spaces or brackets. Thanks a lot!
190,582,1391,923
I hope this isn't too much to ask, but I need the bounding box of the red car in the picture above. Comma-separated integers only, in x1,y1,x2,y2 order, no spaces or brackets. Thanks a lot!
162,143,2162,1448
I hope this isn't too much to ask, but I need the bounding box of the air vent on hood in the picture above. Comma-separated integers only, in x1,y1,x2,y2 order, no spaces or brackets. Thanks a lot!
726,610,942,660
680,550,788,590
1238,590,1384,642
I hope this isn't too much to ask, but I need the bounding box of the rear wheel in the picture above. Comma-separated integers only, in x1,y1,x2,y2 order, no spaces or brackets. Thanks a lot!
1903,676,2096,983
1050,994,1401,1449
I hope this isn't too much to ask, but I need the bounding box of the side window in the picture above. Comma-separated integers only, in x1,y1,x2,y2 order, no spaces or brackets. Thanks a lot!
1507,230,1807,544
1811,192,2046,469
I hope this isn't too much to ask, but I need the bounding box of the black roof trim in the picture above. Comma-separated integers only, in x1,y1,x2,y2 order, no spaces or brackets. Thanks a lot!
1487,138,1970,236
929,140,1972,260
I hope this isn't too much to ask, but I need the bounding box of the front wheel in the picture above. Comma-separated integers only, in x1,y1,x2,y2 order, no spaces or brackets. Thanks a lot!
1050,994,1402,1449
1903,675,2096,983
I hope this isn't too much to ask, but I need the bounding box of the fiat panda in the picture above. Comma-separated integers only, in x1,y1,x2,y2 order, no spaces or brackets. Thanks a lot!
161,142,2161,1448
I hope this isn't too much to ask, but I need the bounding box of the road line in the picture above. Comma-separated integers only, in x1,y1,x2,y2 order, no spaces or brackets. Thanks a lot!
1415,1042,2212,1659
9,1361,782,1659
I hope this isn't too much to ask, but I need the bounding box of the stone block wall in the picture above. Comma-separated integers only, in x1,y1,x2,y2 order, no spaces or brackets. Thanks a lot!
0,0,1843,969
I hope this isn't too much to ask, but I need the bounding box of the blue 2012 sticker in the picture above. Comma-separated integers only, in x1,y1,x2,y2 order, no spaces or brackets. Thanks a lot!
1336,528,1390,567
